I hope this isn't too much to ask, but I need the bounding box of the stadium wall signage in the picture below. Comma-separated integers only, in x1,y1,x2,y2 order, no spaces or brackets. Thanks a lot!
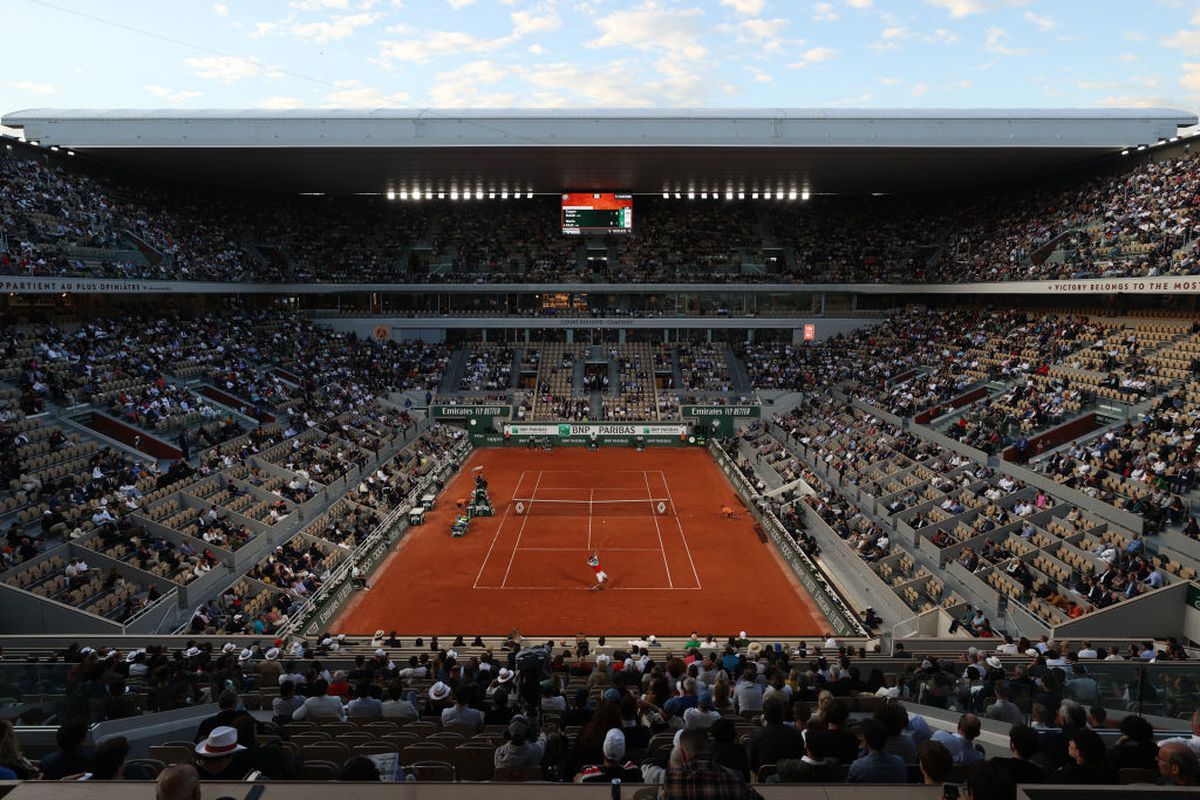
16,275,1200,295
505,423,687,437
681,405,761,418
432,405,510,418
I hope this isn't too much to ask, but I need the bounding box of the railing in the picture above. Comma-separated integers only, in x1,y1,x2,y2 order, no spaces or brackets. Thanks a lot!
278,439,472,637
709,440,867,637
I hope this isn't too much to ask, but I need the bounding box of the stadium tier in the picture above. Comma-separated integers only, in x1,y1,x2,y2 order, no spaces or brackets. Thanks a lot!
0,109,1199,796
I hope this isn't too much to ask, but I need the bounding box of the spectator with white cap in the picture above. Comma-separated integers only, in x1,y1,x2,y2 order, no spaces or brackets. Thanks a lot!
574,728,642,783
488,667,516,697
193,726,248,781
426,680,453,716
257,647,282,686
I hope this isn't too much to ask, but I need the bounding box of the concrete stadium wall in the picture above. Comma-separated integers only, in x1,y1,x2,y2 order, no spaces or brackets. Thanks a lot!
1051,581,1189,639
0,585,123,635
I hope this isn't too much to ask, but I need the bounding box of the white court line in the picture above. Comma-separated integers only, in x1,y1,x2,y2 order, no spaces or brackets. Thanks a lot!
516,547,665,552
497,585,704,591
472,469,526,589
499,470,543,589
644,470,673,589
587,489,593,551
659,470,702,589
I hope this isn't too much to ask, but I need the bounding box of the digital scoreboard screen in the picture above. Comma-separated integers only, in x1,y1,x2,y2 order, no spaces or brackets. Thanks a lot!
561,193,633,235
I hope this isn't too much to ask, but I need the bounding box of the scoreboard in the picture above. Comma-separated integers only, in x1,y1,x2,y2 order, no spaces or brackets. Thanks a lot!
561,193,633,235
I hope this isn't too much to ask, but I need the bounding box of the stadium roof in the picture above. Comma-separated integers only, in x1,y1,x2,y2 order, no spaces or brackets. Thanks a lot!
3,107,1196,196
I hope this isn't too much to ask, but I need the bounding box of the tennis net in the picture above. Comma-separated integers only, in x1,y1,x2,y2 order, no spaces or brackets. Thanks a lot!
511,498,672,516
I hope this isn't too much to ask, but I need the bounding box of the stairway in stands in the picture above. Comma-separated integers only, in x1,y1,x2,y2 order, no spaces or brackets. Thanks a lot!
725,344,753,394
438,348,468,394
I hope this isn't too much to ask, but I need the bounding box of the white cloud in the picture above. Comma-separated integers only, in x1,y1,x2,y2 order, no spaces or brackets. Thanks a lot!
845,0,873,7
911,80,929,96
882,25,906,39
926,0,1028,18
378,30,510,62
527,43,546,54
513,54,733,106
260,96,306,109
1164,29,1200,55
719,0,765,14
213,3,229,16
984,26,1030,56
1119,52,1139,63
813,3,838,22
183,55,263,83
879,76,900,85
291,12,381,41
1100,93,1190,109
924,28,959,44
589,2,707,60
745,65,774,83
447,0,476,7
788,47,838,68
953,79,971,88
1023,11,1056,31
290,0,350,9
1181,62,1200,93
376,3,558,63
511,5,561,36
724,17,791,52
144,84,203,103
323,79,411,106
428,60,514,107
10,81,58,94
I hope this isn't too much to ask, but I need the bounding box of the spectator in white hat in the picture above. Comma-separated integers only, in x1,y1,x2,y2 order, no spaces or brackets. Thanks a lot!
193,726,248,781
574,728,642,783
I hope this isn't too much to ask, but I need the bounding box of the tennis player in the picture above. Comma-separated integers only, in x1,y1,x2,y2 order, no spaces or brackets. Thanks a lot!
587,551,608,591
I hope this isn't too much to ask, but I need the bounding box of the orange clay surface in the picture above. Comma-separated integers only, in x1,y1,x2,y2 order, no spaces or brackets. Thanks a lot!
336,446,829,638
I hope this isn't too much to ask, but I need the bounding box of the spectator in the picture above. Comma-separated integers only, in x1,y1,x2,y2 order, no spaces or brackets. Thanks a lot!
990,724,1045,784
85,736,129,780
917,740,953,785
931,713,985,765
748,697,805,773
193,726,249,781
659,727,757,799
963,761,1018,800
441,685,484,731
38,718,93,780
0,720,39,779
1051,729,1117,784
494,716,546,771
847,719,906,783
1109,715,1158,771
986,682,1023,728
345,681,381,719
339,756,382,782
292,678,345,721
1157,742,1198,787
156,764,202,800
575,729,642,784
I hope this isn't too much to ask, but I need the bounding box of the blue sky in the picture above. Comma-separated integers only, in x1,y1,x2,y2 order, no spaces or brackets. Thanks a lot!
2,0,1200,117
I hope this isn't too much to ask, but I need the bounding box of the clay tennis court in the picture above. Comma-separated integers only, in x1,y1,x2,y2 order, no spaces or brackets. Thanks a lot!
336,447,829,637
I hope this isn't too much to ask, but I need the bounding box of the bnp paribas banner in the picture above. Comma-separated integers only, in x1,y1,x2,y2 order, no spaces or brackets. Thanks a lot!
504,422,688,437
